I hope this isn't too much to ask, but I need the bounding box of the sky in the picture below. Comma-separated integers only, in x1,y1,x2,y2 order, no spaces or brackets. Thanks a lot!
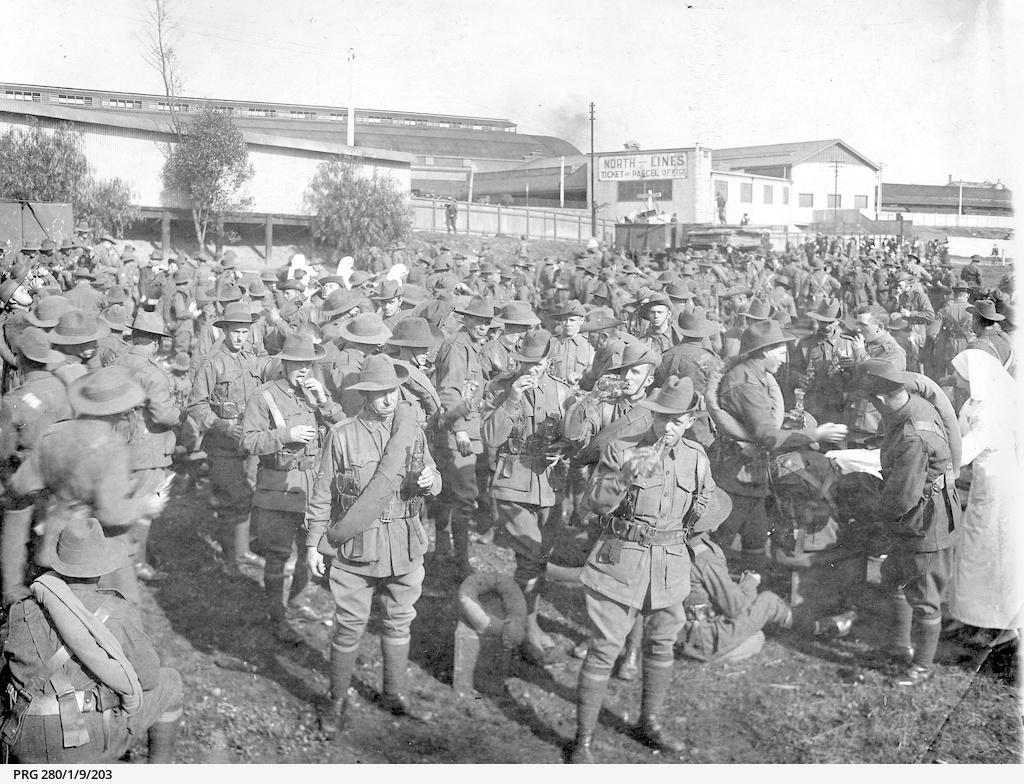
4,0,1020,186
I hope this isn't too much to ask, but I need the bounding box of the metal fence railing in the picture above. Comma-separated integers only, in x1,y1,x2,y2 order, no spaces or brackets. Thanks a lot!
412,198,616,243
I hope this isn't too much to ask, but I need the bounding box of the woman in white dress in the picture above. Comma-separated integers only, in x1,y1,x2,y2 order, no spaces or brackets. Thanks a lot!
946,349,1022,647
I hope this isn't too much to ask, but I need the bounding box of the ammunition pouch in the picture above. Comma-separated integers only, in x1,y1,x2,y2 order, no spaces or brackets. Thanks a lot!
210,400,241,420
683,603,717,623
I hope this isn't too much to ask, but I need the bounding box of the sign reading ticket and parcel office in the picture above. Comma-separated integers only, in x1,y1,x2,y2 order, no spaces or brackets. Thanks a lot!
597,153,688,182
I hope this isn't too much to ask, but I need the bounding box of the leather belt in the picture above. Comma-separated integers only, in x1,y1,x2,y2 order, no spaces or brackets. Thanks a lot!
19,690,108,716
601,516,687,547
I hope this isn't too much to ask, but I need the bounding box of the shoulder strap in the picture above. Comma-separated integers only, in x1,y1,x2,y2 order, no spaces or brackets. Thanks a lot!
262,389,287,430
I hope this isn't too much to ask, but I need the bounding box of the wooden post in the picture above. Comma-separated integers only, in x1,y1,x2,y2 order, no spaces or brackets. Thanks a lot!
161,210,171,255
432,200,437,231
525,206,530,238
497,204,502,236
578,214,582,241
264,214,274,263
465,202,470,235
553,210,558,240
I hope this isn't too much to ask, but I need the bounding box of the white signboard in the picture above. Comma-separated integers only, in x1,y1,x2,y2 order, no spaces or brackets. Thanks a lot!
597,152,688,182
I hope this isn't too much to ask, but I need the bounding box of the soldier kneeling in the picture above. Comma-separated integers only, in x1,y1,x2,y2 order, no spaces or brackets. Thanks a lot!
1,518,183,763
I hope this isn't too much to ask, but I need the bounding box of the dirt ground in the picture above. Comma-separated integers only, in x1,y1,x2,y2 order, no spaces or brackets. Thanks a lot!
132,467,1022,765
122,229,1018,764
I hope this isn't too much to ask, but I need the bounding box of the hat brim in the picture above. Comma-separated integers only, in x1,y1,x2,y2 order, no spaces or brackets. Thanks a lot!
277,343,327,362
739,334,796,357
49,325,110,345
346,364,410,391
580,318,624,333
212,314,259,329
510,343,553,363
47,535,132,579
677,322,718,338
551,309,587,319
25,313,60,329
966,305,1003,321
454,307,494,320
337,326,392,345
688,488,734,535
497,315,542,326
806,311,840,322
68,380,146,417
21,347,65,365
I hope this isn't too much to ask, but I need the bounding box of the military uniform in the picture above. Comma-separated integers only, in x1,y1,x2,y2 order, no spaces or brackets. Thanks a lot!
482,372,573,587
479,337,518,381
188,342,264,566
7,420,153,604
791,331,857,422
241,377,343,629
329,345,371,414
710,359,817,561
677,535,790,662
874,392,960,680
571,424,715,760
654,340,721,446
305,403,441,724
548,333,595,387
433,329,487,548
895,284,935,372
931,300,973,378
1,578,183,763
65,280,103,313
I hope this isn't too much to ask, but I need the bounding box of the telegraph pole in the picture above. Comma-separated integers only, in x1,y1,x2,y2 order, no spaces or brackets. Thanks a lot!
830,160,842,233
347,48,356,147
589,102,596,237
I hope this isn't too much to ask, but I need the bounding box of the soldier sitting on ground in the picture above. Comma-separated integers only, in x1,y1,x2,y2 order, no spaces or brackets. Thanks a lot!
677,502,794,664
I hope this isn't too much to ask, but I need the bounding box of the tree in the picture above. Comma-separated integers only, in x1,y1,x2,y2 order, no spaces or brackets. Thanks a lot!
161,105,254,250
80,178,141,238
0,121,90,209
143,0,184,137
0,121,139,237
304,159,412,256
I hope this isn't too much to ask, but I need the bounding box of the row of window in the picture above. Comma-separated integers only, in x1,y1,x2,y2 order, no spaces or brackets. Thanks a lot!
797,193,869,209
2,87,514,131
719,180,869,210
726,181,790,205
5,90,41,102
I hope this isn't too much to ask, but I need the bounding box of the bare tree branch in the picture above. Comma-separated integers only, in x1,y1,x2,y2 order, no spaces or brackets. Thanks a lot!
144,0,184,140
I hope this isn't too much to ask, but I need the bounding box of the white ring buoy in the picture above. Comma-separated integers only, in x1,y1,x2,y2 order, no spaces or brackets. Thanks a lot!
457,572,527,649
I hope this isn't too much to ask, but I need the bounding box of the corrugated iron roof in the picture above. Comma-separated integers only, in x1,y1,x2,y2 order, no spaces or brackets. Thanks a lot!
0,98,415,164
0,98,577,164
711,139,879,172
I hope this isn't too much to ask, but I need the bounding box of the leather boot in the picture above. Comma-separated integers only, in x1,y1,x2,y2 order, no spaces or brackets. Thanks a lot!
635,657,685,754
379,637,426,720
568,665,610,764
635,714,687,754
265,557,301,644
614,616,643,681
147,717,180,763
320,645,358,740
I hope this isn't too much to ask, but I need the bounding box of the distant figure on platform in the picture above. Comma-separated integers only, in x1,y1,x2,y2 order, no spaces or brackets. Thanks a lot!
740,213,750,226
445,201,458,234
716,193,727,224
